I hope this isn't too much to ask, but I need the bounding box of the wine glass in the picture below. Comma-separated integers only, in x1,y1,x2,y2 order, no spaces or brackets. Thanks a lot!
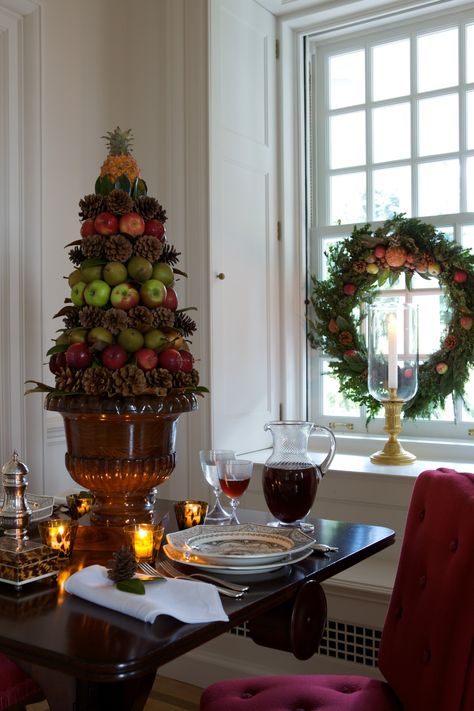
199,449,235,524
216,459,253,525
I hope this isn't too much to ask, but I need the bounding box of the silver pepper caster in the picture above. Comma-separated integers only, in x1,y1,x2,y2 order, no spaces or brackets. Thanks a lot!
0,451,31,539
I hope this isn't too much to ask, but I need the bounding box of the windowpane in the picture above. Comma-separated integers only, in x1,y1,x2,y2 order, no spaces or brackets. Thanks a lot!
373,166,411,220
468,91,474,150
412,294,446,354
417,28,458,92
373,103,410,162
461,369,474,422
330,111,365,168
372,40,410,101
467,25,474,83
330,172,366,224
461,225,474,248
322,367,360,416
328,50,365,109
418,94,459,156
467,157,474,211
418,159,459,215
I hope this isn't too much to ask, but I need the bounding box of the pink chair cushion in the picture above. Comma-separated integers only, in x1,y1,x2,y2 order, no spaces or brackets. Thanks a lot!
0,653,41,710
200,674,402,711
379,468,474,711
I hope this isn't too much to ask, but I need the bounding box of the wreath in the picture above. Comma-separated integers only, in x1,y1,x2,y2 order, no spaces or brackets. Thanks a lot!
307,214,474,420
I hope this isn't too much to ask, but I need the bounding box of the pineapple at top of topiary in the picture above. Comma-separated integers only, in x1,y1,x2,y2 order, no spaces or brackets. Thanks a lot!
96,126,147,198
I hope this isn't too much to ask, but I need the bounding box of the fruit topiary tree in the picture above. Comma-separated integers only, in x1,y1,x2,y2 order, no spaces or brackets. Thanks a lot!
28,127,206,400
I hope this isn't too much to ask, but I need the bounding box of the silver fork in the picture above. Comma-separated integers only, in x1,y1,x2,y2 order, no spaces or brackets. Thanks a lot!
159,558,249,593
138,561,245,598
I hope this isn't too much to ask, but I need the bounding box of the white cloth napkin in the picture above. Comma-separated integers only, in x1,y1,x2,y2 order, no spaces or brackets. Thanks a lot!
65,564,229,624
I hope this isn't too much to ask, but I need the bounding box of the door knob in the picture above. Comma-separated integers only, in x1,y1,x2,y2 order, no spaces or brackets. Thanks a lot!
216,272,225,280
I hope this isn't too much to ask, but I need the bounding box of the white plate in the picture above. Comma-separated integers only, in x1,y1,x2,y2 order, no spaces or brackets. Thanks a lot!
167,523,313,566
163,543,313,574
0,494,54,524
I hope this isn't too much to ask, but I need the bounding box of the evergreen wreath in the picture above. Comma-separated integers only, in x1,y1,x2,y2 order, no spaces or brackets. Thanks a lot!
307,214,474,420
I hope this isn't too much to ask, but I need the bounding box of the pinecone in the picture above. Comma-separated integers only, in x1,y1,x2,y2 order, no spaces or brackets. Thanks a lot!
83,367,115,396
151,307,175,329
160,243,180,265
106,546,137,582
68,245,85,266
133,235,163,262
79,306,104,329
79,194,104,220
81,234,104,259
146,368,173,389
128,306,153,332
55,367,84,393
103,235,133,262
174,312,196,336
112,365,147,396
102,308,128,335
106,189,133,216
54,305,80,329
172,371,193,388
190,368,200,386
134,196,162,221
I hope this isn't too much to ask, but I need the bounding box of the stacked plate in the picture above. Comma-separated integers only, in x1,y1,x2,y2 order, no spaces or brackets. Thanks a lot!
164,523,314,574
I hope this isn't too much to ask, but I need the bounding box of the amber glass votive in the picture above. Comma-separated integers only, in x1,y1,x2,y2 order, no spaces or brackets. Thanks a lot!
38,519,78,559
174,500,208,530
123,523,164,563
66,493,93,520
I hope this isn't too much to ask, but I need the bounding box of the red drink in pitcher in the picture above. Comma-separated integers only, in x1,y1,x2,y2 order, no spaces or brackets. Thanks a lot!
262,463,318,524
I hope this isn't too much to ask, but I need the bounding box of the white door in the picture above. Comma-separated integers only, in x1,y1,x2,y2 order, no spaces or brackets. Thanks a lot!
209,0,280,454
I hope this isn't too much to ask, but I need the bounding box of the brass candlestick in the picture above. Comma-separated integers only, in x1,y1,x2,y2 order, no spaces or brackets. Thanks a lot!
370,389,416,465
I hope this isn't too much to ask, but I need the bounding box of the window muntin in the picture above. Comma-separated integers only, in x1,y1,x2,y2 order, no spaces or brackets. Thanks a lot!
308,10,474,440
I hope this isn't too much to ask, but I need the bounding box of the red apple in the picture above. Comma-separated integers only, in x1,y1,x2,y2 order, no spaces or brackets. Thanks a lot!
144,219,165,241
80,219,96,238
94,212,119,236
162,287,178,311
460,316,473,330
179,350,194,373
49,351,67,374
328,319,339,334
110,282,140,310
374,245,386,259
435,362,449,375
403,368,413,378
343,283,357,296
65,342,92,369
101,344,128,370
343,350,357,358
454,270,467,283
119,212,145,237
140,279,167,308
159,348,182,372
135,348,159,371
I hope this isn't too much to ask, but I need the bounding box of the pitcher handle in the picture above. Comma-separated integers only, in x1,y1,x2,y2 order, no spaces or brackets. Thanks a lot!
310,425,336,477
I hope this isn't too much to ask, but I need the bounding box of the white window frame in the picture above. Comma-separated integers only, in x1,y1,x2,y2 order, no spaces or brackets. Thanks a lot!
279,0,474,463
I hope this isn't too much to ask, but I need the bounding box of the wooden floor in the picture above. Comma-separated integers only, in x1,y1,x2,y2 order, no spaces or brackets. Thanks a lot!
26,676,203,710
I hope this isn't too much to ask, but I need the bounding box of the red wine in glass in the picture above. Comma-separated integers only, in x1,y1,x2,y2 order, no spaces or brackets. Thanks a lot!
217,459,253,524
219,476,251,499
262,463,318,525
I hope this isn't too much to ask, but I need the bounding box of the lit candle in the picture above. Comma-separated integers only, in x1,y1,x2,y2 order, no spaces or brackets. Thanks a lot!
39,519,77,558
133,527,154,560
388,313,398,390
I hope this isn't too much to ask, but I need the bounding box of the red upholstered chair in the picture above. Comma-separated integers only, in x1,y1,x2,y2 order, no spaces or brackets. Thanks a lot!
0,653,43,710
200,468,474,711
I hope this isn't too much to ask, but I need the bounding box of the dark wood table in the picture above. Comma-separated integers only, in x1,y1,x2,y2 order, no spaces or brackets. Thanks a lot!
0,501,395,710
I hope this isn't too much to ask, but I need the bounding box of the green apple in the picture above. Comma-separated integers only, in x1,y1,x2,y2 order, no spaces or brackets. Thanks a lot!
68,269,82,288
80,264,103,283
84,280,111,307
140,279,167,308
152,262,174,287
68,327,88,344
127,255,153,282
117,328,145,353
144,329,168,351
71,281,87,307
56,333,70,347
87,327,114,346
103,261,128,286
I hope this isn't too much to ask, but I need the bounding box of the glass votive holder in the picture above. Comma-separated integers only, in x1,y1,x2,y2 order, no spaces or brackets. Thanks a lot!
123,523,164,563
38,518,78,559
174,500,208,530
66,492,94,520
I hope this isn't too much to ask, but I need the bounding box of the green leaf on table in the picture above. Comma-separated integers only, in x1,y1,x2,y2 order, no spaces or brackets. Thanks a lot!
116,579,146,595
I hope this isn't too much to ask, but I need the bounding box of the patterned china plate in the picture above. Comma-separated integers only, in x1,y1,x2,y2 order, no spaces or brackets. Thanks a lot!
166,523,313,566
163,543,313,575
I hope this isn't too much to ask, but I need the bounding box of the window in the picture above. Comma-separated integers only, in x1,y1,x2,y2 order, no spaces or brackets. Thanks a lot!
306,7,474,442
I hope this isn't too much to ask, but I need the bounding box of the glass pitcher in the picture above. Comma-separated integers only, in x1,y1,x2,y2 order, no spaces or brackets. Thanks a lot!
262,421,336,530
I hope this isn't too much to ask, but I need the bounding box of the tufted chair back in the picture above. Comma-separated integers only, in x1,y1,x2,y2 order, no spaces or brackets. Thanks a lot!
200,468,474,711
378,467,474,711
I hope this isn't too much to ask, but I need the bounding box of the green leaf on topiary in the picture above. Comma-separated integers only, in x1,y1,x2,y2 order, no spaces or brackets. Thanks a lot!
115,175,131,194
